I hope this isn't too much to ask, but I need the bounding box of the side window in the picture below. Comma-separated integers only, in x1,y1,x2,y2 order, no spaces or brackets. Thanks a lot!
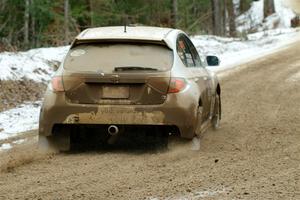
176,35,195,67
184,36,203,67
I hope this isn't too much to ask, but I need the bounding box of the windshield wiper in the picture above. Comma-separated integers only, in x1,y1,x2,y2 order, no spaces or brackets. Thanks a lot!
114,66,158,72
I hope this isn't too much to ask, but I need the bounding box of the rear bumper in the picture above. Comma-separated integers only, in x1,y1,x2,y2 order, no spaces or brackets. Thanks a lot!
39,89,198,139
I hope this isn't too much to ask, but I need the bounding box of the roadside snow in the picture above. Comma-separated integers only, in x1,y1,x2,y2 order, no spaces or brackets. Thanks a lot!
0,143,12,151
0,46,69,82
12,138,27,145
0,101,41,140
236,0,296,32
192,28,300,73
0,139,27,152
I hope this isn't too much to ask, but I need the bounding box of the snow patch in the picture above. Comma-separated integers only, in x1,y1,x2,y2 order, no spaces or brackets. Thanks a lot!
0,139,27,152
0,102,41,141
12,138,27,145
236,0,296,33
0,143,12,151
191,28,299,73
275,0,297,28
236,0,264,32
0,46,69,82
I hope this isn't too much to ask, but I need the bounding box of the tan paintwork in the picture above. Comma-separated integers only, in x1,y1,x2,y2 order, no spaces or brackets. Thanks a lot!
39,26,221,149
63,109,165,125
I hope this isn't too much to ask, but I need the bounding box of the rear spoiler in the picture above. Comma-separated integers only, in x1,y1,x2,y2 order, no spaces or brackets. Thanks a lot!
70,38,172,50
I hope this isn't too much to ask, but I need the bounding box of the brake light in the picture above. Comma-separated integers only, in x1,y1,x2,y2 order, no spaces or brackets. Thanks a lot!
168,78,187,93
51,76,65,92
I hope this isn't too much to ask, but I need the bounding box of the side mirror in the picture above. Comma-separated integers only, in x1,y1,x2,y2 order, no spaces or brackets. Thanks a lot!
206,56,220,66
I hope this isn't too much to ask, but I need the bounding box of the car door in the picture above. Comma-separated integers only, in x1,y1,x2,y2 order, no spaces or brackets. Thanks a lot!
176,34,212,121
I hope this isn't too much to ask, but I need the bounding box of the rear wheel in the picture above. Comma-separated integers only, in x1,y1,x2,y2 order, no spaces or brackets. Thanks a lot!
212,93,221,130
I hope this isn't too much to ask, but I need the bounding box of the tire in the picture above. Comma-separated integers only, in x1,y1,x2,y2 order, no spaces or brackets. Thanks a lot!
212,93,221,130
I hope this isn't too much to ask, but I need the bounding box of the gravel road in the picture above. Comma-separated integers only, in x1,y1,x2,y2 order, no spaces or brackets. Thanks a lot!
0,41,300,200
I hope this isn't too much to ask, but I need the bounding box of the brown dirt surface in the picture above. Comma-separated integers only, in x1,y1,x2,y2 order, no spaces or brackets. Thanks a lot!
0,41,300,200
0,79,46,111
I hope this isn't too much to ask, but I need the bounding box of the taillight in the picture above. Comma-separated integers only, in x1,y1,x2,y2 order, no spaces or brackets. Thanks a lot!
51,76,65,92
168,78,187,93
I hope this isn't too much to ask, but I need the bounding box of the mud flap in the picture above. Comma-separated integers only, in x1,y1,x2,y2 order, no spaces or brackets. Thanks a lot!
38,132,70,152
212,94,221,130
195,106,203,136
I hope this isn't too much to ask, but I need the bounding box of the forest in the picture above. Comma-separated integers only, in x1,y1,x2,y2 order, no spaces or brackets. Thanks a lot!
0,0,279,51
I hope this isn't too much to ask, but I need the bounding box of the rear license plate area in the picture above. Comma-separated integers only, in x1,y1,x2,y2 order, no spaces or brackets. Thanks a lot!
102,86,129,99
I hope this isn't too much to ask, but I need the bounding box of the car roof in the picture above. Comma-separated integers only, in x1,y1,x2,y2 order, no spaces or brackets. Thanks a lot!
76,26,175,41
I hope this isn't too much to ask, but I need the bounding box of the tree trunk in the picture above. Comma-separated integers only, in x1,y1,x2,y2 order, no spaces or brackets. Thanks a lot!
211,0,219,35
64,0,69,44
30,0,35,48
239,0,251,14
171,0,178,28
227,0,236,37
264,0,275,18
221,0,226,35
86,0,93,27
211,0,226,36
24,0,30,48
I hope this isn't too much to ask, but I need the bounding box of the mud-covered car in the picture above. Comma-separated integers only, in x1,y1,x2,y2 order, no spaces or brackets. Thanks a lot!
39,26,221,151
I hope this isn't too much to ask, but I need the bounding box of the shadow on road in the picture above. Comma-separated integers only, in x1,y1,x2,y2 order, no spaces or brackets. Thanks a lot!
68,130,173,154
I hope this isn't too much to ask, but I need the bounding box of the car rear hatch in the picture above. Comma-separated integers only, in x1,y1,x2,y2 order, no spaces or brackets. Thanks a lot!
62,41,173,105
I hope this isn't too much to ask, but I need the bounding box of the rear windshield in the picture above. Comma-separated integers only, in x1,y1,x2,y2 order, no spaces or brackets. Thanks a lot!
63,43,173,72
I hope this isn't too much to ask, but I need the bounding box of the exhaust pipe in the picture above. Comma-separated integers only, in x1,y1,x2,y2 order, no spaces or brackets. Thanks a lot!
108,125,119,136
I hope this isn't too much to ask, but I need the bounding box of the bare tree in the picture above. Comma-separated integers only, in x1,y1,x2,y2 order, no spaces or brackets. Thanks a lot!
0,0,8,33
211,0,226,36
30,0,35,47
86,0,93,27
227,0,236,37
171,0,178,28
64,0,69,44
221,0,226,34
264,0,275,18
239,0,248,13
24,0,30,48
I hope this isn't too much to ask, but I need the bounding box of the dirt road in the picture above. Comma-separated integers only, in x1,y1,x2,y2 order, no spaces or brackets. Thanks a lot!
0,41,300,200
